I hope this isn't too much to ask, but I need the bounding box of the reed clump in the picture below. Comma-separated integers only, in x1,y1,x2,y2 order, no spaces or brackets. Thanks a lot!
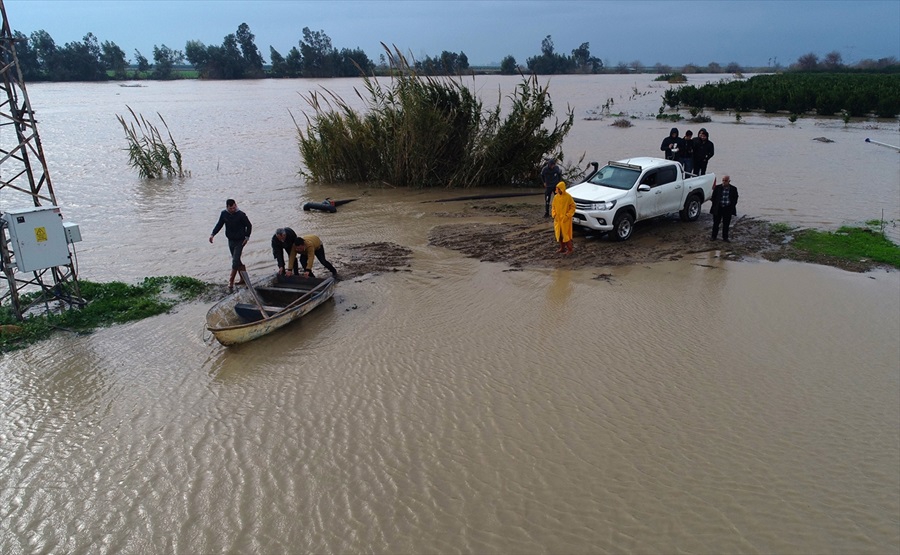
295,46,574,188
117,106,186,178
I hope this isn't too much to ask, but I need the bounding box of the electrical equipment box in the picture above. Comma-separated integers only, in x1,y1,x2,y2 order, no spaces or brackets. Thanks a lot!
63,222,82,243
2,206,72,272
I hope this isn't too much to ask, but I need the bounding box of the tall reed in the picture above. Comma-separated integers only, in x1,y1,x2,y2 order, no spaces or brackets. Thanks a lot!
295,45,574,188
117,106,186,178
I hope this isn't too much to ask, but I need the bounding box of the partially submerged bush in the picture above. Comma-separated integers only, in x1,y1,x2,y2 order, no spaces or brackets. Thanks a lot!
611,118,633,127
295,46,574,188
655,72,687,83
117,106,186,178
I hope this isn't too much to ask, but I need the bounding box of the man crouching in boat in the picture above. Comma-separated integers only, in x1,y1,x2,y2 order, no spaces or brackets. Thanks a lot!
286,235,339,279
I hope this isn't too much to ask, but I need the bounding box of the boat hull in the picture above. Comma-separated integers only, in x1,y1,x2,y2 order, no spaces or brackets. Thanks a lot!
205,274,335,346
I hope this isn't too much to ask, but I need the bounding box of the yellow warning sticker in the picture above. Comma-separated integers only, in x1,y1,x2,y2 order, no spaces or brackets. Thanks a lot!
35,227,48,242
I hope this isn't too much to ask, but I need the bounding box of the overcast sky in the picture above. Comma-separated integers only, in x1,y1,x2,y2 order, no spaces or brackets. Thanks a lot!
5,0,899,68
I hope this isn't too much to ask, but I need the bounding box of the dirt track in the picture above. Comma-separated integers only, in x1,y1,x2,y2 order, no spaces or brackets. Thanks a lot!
335,202,888,279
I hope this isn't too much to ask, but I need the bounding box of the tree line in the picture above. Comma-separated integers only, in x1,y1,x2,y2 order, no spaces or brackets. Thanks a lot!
9,23,899,82
7,24,608,81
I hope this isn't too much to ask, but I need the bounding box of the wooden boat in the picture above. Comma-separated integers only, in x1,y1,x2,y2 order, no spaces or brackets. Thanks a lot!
205,273,336,346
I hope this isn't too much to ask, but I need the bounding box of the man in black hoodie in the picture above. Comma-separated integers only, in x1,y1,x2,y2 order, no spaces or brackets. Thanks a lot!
209,198,252,289
660,128,682,160
692,128,714,175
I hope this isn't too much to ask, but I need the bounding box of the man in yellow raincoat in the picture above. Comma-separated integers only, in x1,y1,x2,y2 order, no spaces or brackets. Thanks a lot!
551,181,576,254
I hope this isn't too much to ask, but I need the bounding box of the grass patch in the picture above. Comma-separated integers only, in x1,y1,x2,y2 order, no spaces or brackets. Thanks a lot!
0,276,212,353
792,225,900,268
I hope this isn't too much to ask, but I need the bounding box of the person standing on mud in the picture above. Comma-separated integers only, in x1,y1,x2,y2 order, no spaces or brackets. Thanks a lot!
271,227,299,275
679,130,694,173
710,175,738,242
660,128,682,161
541,158,563,218
286,235,339,279
551,181,576,254
692,128,714,175
209,198,252,289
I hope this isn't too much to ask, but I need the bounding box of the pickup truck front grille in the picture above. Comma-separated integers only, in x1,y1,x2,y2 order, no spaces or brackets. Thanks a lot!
573,200,594,210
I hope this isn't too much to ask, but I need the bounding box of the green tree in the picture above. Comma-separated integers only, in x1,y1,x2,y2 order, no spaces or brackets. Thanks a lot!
336,47,373,76
134,50,151,75
299,27,335,78
13,30,41,80
285,46,303,77
236,22,264,77
55,33,106,81
185,40,209,74
152,44,184,79
526,35,573,74
571,42,601,73
30,30,59,76
499,55,518,75
101,40,128,79
269,46,287,77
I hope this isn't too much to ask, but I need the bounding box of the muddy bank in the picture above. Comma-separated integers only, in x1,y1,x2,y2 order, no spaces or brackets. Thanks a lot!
421,203,890,274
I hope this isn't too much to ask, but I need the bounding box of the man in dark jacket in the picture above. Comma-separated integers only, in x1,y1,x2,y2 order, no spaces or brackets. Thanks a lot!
271,227,299,275
710,175,738,242
540,158,563,218
660,128,682,160
692,128,714,175
209,198,252,288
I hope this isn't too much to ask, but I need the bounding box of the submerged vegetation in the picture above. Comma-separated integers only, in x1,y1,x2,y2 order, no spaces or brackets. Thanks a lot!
117,106,186,178
664,73,900,117
296,47,574,188
0,276,211,353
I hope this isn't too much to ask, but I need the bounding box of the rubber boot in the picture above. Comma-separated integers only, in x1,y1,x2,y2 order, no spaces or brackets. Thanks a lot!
228,268,237,289
236,265,247,285
565,240,574,255
556,242,566,253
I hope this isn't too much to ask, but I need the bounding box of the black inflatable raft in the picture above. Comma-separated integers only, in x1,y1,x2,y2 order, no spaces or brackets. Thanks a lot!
302,198,357,213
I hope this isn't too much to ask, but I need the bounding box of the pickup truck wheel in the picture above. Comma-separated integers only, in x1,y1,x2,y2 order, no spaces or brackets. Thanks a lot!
612,212,634,241
680,194,702,222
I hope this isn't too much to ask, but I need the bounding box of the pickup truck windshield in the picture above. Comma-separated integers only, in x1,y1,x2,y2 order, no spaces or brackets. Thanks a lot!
586,165,641,190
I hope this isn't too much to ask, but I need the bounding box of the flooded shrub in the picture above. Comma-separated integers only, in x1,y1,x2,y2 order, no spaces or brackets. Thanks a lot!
611,118,633,127
295,46,573,188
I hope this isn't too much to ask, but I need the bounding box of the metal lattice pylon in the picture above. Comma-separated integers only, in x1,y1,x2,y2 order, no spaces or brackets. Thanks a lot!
0,0,83,319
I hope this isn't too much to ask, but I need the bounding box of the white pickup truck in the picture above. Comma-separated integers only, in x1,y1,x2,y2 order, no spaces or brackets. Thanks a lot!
567,157,716,241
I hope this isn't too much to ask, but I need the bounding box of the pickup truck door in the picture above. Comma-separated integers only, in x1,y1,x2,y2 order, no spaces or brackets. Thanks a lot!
635,171,656,219
656,165,683,214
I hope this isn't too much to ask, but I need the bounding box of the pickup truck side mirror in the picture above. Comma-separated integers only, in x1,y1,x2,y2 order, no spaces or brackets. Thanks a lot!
637,184,651,192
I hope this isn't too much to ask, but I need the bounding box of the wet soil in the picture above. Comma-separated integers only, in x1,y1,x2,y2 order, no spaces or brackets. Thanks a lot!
317,202,890,283
419,202,890,274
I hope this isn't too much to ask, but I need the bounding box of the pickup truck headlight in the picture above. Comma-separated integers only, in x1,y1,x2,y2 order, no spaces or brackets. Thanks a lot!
590,200,616,211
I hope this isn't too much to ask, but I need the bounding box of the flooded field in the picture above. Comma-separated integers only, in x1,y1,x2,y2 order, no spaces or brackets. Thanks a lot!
1,74,898,554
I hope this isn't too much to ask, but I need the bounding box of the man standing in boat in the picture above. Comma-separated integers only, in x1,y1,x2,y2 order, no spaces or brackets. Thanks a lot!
286,235,339,279
271,227,299,275
209,199,252,289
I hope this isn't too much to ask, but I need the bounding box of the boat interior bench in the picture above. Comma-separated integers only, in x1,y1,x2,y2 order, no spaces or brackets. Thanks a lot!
234,303,284,322
255,285,315,294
